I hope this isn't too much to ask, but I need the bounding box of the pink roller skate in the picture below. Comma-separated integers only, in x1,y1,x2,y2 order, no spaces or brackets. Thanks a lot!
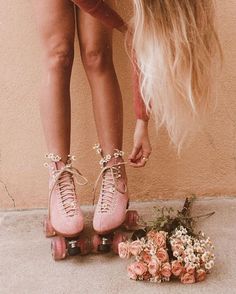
43,153,90,260
91,144,139,254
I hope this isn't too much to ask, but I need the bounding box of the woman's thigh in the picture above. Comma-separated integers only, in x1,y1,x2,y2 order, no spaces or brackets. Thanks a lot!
32,0,75,66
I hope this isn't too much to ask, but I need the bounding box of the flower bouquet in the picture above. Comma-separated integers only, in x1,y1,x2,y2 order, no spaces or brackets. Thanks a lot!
118,197,215,284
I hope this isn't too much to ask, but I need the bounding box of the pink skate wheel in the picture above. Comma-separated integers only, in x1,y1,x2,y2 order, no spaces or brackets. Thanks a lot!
51,236,66,261
78,237,91,255
112,232,127,254
43,216,56,238
91,234,102,253
124,210,139,230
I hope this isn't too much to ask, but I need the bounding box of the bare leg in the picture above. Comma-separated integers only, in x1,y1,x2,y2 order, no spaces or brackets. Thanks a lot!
32,0,75,163
32,1,86,238
76,3,128,234
76,3,123,157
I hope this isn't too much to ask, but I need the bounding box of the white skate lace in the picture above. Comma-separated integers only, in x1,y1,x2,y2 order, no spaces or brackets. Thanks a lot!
49,164,88,217
93,162,128,213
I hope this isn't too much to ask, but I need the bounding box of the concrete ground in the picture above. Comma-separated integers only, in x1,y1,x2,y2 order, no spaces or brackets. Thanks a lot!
0,197,236,294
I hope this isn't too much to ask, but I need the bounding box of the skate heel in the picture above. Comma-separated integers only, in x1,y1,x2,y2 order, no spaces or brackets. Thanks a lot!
123,210,139,230
43,216,56,238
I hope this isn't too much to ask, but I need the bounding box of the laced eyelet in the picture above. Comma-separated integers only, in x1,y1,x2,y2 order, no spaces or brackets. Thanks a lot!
45,153,88,217
92,145,128,208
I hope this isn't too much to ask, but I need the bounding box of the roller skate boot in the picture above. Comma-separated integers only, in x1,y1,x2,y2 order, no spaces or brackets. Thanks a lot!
43,153,90,260
91,144,139,254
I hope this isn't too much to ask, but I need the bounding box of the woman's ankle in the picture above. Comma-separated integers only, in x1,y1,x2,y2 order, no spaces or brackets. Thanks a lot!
44,152,75,165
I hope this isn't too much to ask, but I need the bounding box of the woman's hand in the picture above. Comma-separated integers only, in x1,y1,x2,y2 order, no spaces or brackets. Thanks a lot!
128,119,152,168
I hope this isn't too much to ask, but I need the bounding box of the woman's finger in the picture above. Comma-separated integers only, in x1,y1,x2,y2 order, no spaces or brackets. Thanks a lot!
131,150,150,167
133,150,143,161
128,145,141,161
142,150,151,161
129,150,143,165
129,159,146,168
129,152,145,168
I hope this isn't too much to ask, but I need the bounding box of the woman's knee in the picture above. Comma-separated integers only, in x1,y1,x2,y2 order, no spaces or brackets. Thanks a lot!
45,37,74,71
81,44,113,73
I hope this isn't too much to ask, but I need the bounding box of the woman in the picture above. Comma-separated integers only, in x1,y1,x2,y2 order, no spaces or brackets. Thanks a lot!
71,0,221,235
33,0,151,239
34,0,221,239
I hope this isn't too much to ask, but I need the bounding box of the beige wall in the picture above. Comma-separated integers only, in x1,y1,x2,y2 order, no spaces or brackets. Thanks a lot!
1,0,236,209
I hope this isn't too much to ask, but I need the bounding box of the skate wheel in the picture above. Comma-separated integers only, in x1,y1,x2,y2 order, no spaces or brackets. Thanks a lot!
123,210,139,230
98,243,110,253
112,232,127,254
91,234,102,253
67,239,81,256
43,216,56,238
51,236,66,261
78,237,91,255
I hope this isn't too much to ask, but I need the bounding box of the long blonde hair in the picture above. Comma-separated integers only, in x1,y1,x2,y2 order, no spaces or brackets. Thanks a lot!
131,0,222,149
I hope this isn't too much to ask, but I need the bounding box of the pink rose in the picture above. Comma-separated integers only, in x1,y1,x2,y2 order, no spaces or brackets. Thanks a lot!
148,259,160,276
171,260,184,277
161,262,172,278
129,240,143,256
143,272,152,281
156,248,169,262
186,266,195,275
155,232,167,248
127,264,137,280
118,242,130,259
147,230,156,240
181,272,196,284
132,261,148,276
196,269,206,282
140,251,152,264
147,231,166,248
